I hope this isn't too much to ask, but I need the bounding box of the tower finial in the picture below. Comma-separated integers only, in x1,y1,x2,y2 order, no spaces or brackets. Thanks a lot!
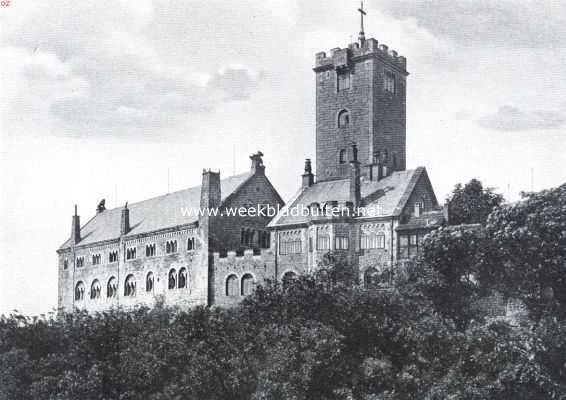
357,1,367,45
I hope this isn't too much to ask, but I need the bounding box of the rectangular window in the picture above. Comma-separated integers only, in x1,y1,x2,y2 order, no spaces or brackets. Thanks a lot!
384,71,396,94
316,234,330,251
337,72,351,91
76,256,84,268
361,232,386,250
335,236,349,250
399,234,423,259
279,237,302,255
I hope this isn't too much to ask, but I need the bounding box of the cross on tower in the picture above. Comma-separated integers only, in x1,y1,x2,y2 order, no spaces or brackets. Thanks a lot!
358,1,367,43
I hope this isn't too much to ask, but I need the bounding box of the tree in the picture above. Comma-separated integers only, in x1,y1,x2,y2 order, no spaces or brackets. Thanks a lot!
484,183,566,320
446,179,504,225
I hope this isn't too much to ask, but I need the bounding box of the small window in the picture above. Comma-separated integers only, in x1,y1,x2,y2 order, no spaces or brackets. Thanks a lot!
260,231,270,249
187,237,195,251
384,71,395,93
335,236,349,250
146,244,156,257
168,269,177,290
75,281,85,301
361,232,386,250
107,277,118,298
337,110,350,128
92,254,101,265
279,237,302,255
63,259,68,270
241,274,254,296
146,272,154,292
90,279,101,300
124,274,136,297
339,149,346,164
109,251,118,263
337,72,351,91
166,240,178,254
126,247,137,260
76,256,84,268
316,233,331,251
178,268,188,289
226,274,239,297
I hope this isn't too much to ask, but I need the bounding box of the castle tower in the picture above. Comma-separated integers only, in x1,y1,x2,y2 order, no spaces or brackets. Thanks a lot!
313,5,408,182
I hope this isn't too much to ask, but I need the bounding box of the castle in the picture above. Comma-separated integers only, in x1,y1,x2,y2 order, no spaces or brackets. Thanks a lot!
57,11,445,312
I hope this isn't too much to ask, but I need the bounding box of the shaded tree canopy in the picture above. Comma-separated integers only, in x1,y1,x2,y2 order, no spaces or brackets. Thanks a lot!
446,178,504,225
1,183,565,399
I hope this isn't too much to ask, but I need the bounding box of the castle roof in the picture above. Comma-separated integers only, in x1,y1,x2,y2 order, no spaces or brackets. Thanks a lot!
59,172,253,250
269,167,429,227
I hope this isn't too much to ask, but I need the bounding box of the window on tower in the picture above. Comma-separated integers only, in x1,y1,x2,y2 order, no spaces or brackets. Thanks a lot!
384,71,396,94
337,72,351,91
337,110,350,128
339,149,346,164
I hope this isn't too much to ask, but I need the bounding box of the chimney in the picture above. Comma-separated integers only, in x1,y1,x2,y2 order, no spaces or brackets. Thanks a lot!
120,203,130,235
302,158,314,187
250,151,265,175
349,144,361,207
71,204,81,244
200,169,221,210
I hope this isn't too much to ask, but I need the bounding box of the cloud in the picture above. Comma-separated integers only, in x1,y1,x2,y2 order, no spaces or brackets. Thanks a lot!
477,106,565,131
375,0,566,48
1,0,266,138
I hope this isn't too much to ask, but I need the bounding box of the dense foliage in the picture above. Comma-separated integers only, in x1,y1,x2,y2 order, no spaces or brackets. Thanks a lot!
1,183,565,399
446,179,504,225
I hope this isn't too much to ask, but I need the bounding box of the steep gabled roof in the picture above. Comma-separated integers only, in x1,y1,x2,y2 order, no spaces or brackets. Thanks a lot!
269,168,428,227
59,172,252,249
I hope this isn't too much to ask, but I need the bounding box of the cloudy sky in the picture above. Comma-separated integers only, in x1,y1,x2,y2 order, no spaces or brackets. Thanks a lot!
1,0,565,315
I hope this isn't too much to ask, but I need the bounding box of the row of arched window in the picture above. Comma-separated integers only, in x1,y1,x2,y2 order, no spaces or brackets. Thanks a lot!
240,229,270,249
74,268,191,301
225,273,255,297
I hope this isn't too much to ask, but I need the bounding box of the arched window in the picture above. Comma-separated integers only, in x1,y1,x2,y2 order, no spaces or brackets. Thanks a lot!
187,237,195,251
168,269,177,290
178,268,188,289
364,268,379,288
241,273,255,296
339,149,346,164
124,274,136,297
282,271,297,287
226,274,238,297
75,281,85,301
338,110,350,128
146,272,154,292
107,277,117,298
90,279,101,300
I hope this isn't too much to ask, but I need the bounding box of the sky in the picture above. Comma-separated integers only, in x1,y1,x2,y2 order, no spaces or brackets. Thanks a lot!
1,0,565,316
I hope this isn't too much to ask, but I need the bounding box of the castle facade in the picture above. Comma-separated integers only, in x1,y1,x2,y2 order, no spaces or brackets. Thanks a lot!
57,27,444,312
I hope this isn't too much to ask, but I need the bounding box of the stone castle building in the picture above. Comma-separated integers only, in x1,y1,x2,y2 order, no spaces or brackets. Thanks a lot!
57,16,445,312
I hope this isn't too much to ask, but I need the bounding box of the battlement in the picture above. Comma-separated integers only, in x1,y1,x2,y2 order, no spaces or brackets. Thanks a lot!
314,38,407,72
213,247,275,262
